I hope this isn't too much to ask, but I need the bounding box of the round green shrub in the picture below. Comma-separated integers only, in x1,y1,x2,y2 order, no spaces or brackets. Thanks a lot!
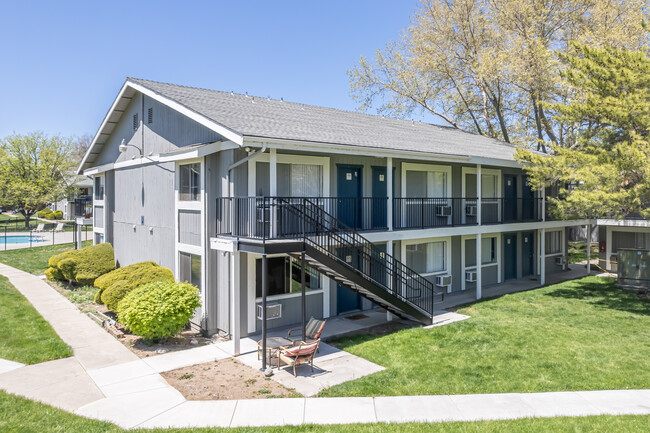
118,281,201,342
37,208,52,218
93,289,103,304
46,243,115,285
53,210,63,220
94,261,174,307
45,212,56,220
101,281,132,312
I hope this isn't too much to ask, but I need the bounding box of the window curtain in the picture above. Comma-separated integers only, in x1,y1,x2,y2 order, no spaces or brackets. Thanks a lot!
481,174,498,198
290,164,322,197
427,241,446,272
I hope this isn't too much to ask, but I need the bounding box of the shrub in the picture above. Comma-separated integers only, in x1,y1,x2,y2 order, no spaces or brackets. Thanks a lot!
45,212,56,220
93,289,103,304
95,261,174,312
45,243,115,285
118,281,200,341
37,208,51,218
53,210,63,220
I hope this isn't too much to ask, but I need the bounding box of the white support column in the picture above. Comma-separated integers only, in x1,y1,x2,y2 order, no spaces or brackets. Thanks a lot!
387,157,393,231
76,220,82,249
230,251,241,356
476,164,482,225
386,240,394,321
586,224,591,275
476,234,482,299
269,148,277,236
605,226,612,271
541,186,546,221
540,228,546,285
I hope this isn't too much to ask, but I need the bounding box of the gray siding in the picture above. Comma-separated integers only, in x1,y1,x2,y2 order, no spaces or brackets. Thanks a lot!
255,293,324,332
111,162,175,270
178,210,201,246
94,206,104,228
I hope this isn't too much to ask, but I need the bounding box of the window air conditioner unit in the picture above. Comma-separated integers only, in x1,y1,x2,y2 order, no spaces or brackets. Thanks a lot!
256,304,282,320
465,205,477,217
465,271,477,282
435,274,452,287
436,205,452,217
555,256,565,266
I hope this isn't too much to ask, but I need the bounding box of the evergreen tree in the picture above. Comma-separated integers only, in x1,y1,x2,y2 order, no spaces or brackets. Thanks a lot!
516,43,650,219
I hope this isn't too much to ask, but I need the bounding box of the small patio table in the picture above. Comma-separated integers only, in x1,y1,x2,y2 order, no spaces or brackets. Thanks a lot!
257,336,293,368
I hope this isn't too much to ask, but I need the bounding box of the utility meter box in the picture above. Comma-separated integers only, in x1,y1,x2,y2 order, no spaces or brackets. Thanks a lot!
618,248,650,288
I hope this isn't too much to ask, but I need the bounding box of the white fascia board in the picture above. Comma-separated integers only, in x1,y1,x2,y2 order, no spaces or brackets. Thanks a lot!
77,81,133,175
158,141,239,162
597,218,650,227
127,80,244,146
362,219,597,243
83,163,115,176
245,136,522,168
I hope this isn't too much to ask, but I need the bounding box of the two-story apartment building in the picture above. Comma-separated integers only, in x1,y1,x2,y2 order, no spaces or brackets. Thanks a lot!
77,78,593,348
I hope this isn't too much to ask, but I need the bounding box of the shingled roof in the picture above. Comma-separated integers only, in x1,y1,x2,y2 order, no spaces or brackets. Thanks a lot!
79,78,521,173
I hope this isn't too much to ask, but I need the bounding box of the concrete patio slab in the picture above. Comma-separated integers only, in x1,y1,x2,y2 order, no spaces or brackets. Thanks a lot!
0,358,24,375
142,344,231,373
137,400,237,429
230,398,305,427
74,387,185,429
304,397,376,425
375,395,463,423
425,310,471,328
449,392,537,421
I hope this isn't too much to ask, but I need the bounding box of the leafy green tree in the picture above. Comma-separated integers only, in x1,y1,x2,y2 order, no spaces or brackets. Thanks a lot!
349,0,647,150
0,132,76,228
516,43,650,219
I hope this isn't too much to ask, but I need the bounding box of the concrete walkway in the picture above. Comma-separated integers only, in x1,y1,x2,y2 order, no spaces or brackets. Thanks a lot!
1,263,649,429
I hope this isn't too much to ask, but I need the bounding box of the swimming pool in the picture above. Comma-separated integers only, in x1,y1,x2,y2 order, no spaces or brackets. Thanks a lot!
0,235,46,244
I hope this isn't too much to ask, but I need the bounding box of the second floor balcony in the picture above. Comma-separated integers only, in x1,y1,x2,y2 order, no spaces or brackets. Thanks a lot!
216,196,547,239
73,196,93,219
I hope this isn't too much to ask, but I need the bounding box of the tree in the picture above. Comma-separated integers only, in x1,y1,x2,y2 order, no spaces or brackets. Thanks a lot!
516,43,650,219
73,133,93,160
0,132,76,228
349,0,648,150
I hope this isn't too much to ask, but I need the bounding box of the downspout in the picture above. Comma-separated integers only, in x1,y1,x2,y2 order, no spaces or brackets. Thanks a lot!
228,141,268,177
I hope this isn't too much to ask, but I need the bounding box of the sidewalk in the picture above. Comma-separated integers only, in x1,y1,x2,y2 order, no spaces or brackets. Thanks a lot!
0,263,649,429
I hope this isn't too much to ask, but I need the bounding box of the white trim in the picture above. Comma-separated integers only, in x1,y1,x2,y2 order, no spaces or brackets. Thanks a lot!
401,236,453,282
598,218,650,228
92,174,106,244
247,254,256,333
244,136,522,168
460,234,500,291
255,290,323,303
544,228,564,257
401,162,452,198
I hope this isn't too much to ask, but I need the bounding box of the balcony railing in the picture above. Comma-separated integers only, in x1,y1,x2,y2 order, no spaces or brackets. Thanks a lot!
73,196,93,219
216,196,546,238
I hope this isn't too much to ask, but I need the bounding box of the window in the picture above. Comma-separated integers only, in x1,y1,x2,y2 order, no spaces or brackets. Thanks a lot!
179,163,201,201
94,176,104,200
481,174,498,198
277,163,323,197
179,252,202,291
406,241,446,274
546,231,562,254
405,170,447,198
255,257,321,298
482,237,497,264
94,233,104,244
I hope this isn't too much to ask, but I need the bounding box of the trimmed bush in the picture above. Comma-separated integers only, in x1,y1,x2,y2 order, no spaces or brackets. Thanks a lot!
36,208,51,218
45,212,56,220
95,261,174,312
118,281,200,341
53,210,63,220
45,243,115,285
93,289,103,304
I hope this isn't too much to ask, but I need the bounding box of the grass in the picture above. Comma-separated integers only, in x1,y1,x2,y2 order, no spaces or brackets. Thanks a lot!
568,241,599,264
0,241,92,275
320,276,650,397
0,276,73,364
62,284,97,304
1,391,649,433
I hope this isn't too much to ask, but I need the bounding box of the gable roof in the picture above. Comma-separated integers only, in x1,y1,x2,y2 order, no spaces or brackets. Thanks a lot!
78,77,522,174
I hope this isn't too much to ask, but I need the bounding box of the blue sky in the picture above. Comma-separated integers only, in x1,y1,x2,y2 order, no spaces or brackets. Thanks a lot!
0,1,421,139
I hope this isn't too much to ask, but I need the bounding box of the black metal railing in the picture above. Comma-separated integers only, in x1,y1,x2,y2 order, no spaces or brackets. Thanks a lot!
216,197,438,317
73,196,93,219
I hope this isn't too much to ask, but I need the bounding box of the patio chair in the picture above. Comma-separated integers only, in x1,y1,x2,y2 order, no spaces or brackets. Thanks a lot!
33,223,45,232
286,317,326,344
54,223,65,232
278,339,320,377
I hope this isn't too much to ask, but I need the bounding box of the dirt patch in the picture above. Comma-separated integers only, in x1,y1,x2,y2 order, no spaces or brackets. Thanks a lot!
161,358,300,400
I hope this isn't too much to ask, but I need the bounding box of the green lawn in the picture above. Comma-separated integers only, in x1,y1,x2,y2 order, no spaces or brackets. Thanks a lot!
568,241,599,264
321,276,650,397
0,241,92,275
0,276,72,364
1,390,648,433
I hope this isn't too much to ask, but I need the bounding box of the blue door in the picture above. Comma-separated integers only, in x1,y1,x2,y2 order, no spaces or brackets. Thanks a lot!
337,165,362,229
336,245,363,314
371,166,394,230
504,174,517,221
504,233,517,280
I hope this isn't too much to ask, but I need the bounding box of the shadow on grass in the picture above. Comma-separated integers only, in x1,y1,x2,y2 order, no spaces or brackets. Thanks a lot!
545,278,650,316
